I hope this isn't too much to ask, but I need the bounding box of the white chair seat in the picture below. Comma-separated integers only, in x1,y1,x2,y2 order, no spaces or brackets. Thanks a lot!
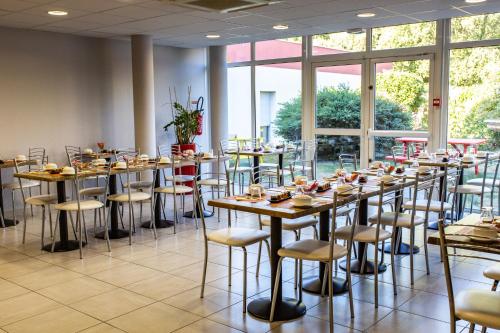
483,263,500,281
261,169,291,176
198,178,228,186
313,206,351,218
3,180,40,190
467,178,500,188
449,185,491,195
278,239,347,261
165,175,194,182
207,228,269,247
261,217,317,231
369,211,425,228
79,186,106,197
25,194,58,206
260,163,279,168
235,166,252,172
335,225,392,243
154,185,193,194
403,199,452,212
55,200,103,211
455,289,500,329
124,181,152,190
108,192,151,202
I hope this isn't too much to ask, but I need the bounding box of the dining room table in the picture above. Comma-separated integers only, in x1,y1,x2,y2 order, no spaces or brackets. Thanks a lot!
207,171,426,320
0,159,38,227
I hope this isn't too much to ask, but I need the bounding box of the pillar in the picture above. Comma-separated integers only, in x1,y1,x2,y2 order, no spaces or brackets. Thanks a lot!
131,35,156,155
209,46,228,151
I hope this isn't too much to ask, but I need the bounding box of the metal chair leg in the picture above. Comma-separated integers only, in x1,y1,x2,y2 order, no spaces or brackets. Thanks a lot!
51,211,60,253
22,204,28,244
328,261,334,333
40,206,45,248
410,228,415,285
374,242,379,308
103,207,111,252
228,246,232,286
200,240,209,298
242,247,247,313
269,257,284,322
78,210,83,259
390,234,398,296
256,241,262,277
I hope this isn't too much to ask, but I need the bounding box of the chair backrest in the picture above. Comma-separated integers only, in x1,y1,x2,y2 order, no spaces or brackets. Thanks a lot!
409,142,427,158
477,153,490,208
65,145,81,165
115,150,140,197
338,154,358,171
250,164,279,189
370,178,407,239
408,169,440,227
391,145,408,165
28,147,45,171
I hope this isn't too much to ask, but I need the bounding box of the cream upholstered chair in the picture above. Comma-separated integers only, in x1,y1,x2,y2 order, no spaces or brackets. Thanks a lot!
467,157,500,214
437,218,500,333
108,153,156,245
116,148,153,191
337,182,399,308
52,162,112,259
195,179,270,313
13,159,57,247
220,139,252,194
269,189,361,331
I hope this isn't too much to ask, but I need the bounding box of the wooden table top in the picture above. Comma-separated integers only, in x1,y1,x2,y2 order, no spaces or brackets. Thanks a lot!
0,159,38,169
208,173,428,219
225,148,294,157
428,214,500,255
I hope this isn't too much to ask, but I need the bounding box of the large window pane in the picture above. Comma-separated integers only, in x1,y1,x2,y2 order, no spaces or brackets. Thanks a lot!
255,37,302,61
228,66,252,139
451,13,500,43
448,46,500,151
256,62,302,143
374,137,400,162
316,135,360,178
372,21,436,50
312,31,366,55
315,64,362,129
374,59,430,131
227,43,251,63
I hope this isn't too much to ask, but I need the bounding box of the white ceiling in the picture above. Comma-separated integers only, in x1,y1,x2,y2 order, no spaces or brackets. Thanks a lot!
0,0,499,48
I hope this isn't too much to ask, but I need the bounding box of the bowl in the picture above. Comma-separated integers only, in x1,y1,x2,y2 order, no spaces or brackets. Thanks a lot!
417,166,431,174
381,175,394,184
202,152,214,158
476,151,487,158
370,161,383,169
292,194,313,207
114,161,127,169
294,176,308,186
139,154,149,161
462,154,475,163
337,184,353,194
15,154,27,162
44,163,58,170
159,156,171,164
184,149,195,156
83,148,93,154
93,159,106,166
61,166,75,175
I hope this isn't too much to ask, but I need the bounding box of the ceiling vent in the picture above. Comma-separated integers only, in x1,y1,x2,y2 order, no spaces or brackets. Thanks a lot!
161,0,275,13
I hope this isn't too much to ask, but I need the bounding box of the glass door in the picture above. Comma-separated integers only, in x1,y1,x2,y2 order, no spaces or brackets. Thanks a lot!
368,55,434,162
312,60,368,177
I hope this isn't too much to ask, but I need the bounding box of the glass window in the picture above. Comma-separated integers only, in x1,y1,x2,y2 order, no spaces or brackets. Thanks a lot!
374,59,430,131
451,13,500,43
228,66,252,139
316,135,360,178
256,62,302,143
315,64,362,129
312,31,366,55
372,21,436,50
227,43,251,63
255,37,302,61
448,46,500,152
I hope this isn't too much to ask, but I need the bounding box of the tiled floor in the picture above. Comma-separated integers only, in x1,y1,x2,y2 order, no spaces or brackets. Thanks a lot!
0,200,497,333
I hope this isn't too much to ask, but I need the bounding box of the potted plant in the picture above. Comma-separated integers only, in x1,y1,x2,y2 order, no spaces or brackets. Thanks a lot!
163,101,200,152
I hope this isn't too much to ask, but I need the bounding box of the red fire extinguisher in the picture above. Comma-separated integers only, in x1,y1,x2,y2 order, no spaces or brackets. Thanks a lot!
194,96,204,136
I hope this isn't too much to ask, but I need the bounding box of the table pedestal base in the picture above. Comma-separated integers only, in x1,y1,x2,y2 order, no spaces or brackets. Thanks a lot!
247,297,306,321
340,259,387,275
1,218,19,228
42,240,85,252
183,210,214,218
141,219,174,229
382,242,420,255
95,229,129,240
302,276,348,295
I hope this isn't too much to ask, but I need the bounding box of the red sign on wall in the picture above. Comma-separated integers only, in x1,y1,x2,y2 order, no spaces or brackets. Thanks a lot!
433,98,441,107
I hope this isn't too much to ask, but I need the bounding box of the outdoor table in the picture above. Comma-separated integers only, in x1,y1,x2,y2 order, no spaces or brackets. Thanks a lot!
0,159,38,227
395,137,487,156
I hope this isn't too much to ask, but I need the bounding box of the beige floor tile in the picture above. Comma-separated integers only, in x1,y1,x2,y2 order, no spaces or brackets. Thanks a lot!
0,258,51,279
133,252,202,273
9,265,83,290
173,318,244,333
168,261,237,284
0,247,30,264
124,274,195,301
351,278,419,309
307,295,393,331
0,278,30,301
79,323,125,333
58,254,128,275
38,276,116,304
70,289,154,321
366,310,450,333
269,315,361,333
207,270,272,298
163,285,240,317
108,302,200,333
105,244,167,261
3,306,100,333
90,262,164,287
0,292,60,326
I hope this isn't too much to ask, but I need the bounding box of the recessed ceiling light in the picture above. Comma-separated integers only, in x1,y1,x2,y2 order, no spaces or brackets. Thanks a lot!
48,10,68,16
206,34,220,39
465,0,486,3
357,12,376,18
273,24,289,30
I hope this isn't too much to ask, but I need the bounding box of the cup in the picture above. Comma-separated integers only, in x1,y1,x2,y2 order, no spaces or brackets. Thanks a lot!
480,206,494,223
292,194,312,207
295,176,308,186
184,149,195,157
83,148,93,154
249,184,264,198
115,161,127,169
15,154,27,161
61,166,75,175
44,163,58,170
159,156,171,164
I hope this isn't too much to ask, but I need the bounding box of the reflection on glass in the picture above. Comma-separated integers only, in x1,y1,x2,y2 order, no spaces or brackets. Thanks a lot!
312,31,366,55
226,43,251,63
372,21,436,50
374,137,399,162
315,64,362,128
375,59,430,131
451,13,500,43
255,37,302,61
256,62,302,144
316,135,360,179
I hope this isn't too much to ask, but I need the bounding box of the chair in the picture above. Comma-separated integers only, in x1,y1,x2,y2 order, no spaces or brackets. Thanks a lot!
409,142,427,158
389,144,408,165
108,152,156,245
437,217,500,332
339,154,358,172
153,154,193,234
13,159,57,248
116,148,153,192
52,161,112,259
338,182,399,308
269,189,361,331
467,157,500,214
290,140,315,181
195,178,271,313
220,139,252,194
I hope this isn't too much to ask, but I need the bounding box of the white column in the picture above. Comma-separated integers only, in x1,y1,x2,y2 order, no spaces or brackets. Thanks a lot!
131,35,156,155
209,46,228,150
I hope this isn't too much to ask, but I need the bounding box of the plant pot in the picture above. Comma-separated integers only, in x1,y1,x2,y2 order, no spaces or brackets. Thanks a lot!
173,143,196,188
